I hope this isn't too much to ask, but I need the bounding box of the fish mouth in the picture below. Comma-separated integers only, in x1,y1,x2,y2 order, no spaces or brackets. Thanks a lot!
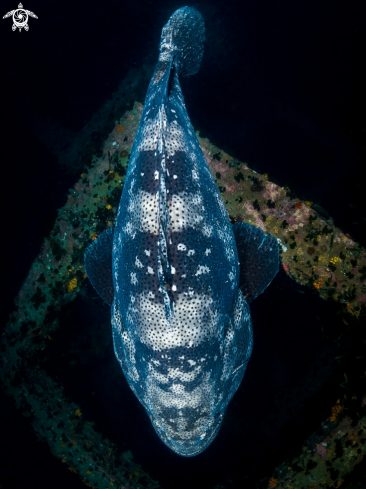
151,414,224,457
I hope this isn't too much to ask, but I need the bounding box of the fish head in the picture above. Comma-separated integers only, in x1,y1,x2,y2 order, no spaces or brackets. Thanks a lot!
150,406,225,457
146,366,226,457
111,281,253,457
129,299,227,457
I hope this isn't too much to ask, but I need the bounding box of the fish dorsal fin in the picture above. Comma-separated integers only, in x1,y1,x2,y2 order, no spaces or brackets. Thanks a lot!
84,228,114,306
160,6,205,77
233,222,279,303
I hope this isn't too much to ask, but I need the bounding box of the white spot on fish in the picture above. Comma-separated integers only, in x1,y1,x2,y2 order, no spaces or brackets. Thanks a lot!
154,171,159,180
171,266,176,274
135,257,144,268
204,248,211,256
195,265,210,276
177,243,186,251
202,224,213,237
147,266,154,274
173,175,178,179
187,249,195,256
144,249,151,256
131,272,138,284
172,285,177,291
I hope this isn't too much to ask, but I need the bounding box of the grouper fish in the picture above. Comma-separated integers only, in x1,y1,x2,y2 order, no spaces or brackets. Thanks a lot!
85,6,279,457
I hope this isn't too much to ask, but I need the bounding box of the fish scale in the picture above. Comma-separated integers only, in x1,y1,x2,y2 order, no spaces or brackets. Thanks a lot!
85,6,279,457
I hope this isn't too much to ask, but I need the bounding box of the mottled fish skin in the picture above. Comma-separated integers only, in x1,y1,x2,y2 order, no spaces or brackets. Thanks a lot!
111,7,254,457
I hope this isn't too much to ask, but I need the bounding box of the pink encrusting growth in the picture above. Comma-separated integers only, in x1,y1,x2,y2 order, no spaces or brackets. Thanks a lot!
315,443,329,459
197,132,366,317
263,181,281,202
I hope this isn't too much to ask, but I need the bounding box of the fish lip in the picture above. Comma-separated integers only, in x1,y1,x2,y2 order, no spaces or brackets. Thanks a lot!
151,415,224,457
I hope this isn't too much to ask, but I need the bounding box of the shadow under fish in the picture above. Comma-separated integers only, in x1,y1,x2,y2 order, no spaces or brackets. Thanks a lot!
85,6,279,457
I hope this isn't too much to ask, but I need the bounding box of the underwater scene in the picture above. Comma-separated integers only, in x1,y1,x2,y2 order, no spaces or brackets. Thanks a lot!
1,0,366,488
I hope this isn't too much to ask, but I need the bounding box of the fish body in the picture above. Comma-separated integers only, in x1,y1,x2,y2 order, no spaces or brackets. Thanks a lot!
85,7,279,457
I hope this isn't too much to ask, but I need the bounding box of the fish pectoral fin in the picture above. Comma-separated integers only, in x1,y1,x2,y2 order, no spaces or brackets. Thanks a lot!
233,222,279,303
84,227,115,306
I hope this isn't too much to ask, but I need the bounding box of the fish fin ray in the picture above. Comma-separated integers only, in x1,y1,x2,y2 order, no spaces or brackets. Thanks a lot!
233,222,279,303
160,6,205,77
84,228,114,305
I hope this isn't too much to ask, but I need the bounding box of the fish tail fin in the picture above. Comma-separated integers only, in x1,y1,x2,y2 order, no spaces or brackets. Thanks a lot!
160,6,205,77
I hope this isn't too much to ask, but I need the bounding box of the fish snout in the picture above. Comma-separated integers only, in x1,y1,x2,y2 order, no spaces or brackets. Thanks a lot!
150,409,224,457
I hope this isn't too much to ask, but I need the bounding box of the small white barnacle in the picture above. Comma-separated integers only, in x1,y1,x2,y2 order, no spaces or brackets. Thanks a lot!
173,175,178,179
144,249,151,256
172,284,177,291
154,170,159,180
171,266,176,274
177,243,186,251
147,266,154,274
187,249,195,256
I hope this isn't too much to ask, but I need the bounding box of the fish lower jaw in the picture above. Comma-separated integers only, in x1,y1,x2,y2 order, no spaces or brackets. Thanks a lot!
150,416,224,457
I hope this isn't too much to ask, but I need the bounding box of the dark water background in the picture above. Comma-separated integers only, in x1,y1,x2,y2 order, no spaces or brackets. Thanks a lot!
1,0,366,487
